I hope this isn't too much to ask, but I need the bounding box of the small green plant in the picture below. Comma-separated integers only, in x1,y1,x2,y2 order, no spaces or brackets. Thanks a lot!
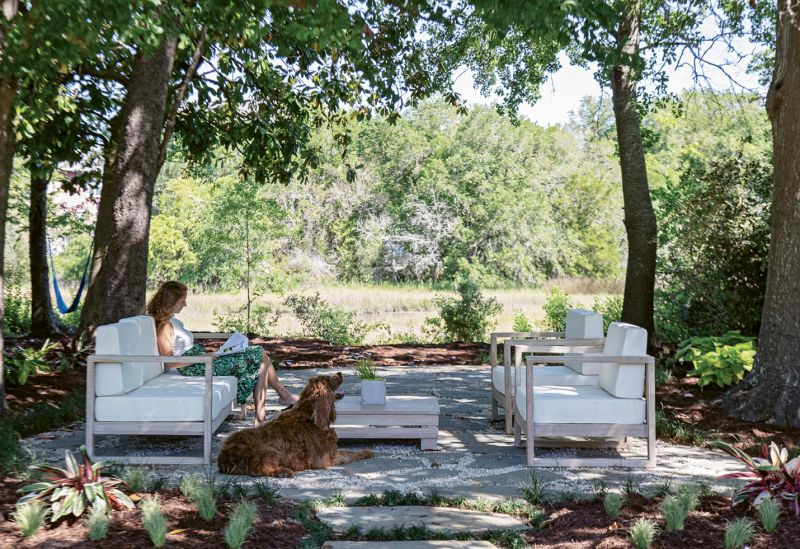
253,479,280,505
16,445,134,522
603,492,622,517
512,310,533,332
193,485,218,520
12,500,48,537
354,358,382,381
52,333,92,372
227,480,250,499
677,331,757,388
5,340,57,385
623,473,641,498
224,500,258,549
660,495,687,531
520,468,546,505
3,286,32,335
675,484,699,514
591,294,623,332
213,301,278,337
120,467,148,493
629,517,658,549
284,292,369,345
541,287,571,332
179,475,201,500
724,517,755,548
655,365,673,386
86,504,109,541
141,496,168,547
424,278,502,342
757,496,781,533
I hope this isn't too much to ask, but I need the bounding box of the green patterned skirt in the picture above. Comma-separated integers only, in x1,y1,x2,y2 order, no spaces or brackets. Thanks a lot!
178,344,263,404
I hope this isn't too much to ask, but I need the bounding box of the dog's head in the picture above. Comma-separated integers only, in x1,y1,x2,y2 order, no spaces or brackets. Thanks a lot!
297,372,343,429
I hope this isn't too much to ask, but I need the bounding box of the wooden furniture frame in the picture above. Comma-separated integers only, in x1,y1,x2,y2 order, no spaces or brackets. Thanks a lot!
513,353,656,468
496,338,604,434
333,396,440,450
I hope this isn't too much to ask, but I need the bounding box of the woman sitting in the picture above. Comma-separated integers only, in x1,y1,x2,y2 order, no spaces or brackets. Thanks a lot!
147,281,297,426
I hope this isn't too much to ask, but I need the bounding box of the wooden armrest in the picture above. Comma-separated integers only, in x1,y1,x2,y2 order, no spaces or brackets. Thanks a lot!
524,354,654,366
192,332,233,340
492,331,564,339
88,354,213,364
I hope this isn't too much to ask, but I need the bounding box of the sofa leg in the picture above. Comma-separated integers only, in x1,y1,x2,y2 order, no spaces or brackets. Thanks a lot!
491,397,499,420
514,418,522,448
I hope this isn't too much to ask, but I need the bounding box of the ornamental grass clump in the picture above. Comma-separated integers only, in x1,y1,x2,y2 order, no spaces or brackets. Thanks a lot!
724,517,755,549
179,474,201,500
629,517,658,549
660,495,687,531
758,496,781,533
193,485,218,521
224,500,258,549
12,501,47,537
603,492,622,517
141,497,168,548
86,505,108,541
120,467,147,493
675,484,700,514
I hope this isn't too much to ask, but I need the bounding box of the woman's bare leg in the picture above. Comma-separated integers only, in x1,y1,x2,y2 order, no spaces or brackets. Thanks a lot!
254,350,297,425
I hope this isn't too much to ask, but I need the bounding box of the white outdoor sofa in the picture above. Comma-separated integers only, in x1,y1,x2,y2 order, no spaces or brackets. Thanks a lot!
491,309,605,434
513,322,656,468
85,315,237,465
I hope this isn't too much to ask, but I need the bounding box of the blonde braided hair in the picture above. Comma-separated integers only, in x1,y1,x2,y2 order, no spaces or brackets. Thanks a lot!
146,281,188,329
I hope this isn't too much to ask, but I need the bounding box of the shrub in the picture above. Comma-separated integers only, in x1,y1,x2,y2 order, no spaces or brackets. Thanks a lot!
224,500,258,549
677,331,757,388
425,278,501,342
715,440,800,516
4,286,31,335
758,496,781,533
12,501,47,537
284,292,368,345
603,492,622,517
724,518,755,549
16,445,134,522
5,339,57,385
541,288,571,332
512,310,533,332
86,504,109,541
354,358,381,380
141,497,168,547
660,495,687,531
629,517,657,549
591,294,623,332
213,302,278,337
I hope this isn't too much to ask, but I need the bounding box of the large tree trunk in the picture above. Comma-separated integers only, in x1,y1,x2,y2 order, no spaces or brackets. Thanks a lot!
721,0,800,427
0,74,16,415
609,1,657,345
29,170,63,336
79,36,178,332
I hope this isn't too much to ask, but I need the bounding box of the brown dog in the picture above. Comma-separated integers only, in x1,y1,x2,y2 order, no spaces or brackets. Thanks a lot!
218,372,374,477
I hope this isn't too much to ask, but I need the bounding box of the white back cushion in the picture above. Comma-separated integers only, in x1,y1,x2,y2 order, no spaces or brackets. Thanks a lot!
598,323,648,398
119,315,163,382
94,316,163,396
564,309,605,375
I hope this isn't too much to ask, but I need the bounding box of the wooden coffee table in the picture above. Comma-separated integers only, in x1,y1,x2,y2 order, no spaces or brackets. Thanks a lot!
333,396,440,450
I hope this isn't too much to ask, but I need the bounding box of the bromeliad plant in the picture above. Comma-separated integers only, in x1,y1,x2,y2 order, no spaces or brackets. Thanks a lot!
714,440,800,516
16,445,134,522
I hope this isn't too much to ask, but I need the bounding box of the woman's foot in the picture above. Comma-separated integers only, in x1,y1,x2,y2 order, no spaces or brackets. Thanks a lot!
254,416,267,427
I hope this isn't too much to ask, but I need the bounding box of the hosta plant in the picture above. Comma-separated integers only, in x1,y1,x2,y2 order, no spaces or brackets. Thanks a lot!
16,445,134,522
676,331,756,388
714,440,800,516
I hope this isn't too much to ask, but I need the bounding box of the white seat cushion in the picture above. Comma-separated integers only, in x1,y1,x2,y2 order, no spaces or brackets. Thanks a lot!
95,375,237,422
492,366,528,394
531,366,597,386
515,384,645,424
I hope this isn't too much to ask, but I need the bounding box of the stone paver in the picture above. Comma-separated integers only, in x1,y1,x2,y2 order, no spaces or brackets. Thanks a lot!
316,505,530,533
323,541,498,548
22,365,744,502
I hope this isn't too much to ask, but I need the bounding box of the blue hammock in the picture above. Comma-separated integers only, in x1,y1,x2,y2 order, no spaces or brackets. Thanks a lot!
47,237,93,314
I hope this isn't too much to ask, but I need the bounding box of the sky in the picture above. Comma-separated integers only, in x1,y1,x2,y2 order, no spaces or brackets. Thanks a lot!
452,46,765,127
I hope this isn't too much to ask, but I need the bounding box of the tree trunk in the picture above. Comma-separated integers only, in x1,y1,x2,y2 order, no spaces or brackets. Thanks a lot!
0,74,16,415
609,1,657,346
29,170,63,336
79,36,178,332
721,0,800,427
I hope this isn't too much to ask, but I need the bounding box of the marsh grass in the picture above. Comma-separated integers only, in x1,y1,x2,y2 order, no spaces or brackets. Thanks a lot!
13,501,47,537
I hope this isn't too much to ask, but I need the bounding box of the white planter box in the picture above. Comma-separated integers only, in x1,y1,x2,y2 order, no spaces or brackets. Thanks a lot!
360,380,386,405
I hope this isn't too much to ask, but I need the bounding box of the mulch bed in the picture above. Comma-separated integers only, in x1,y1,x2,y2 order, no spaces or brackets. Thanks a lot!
0,482,307,548
525,493,800,548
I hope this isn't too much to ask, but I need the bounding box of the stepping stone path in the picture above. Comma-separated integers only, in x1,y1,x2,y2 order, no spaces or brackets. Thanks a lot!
318,505,529,547
323,542,498,548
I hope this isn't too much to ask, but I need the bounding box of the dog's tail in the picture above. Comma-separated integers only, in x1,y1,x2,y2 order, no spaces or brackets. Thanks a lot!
334,449,375,465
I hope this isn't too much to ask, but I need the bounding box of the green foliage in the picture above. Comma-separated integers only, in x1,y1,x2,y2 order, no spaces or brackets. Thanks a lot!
141,497,168,548
660,495,687,531
13,500,48,537
541,288,571,332
16,446,134,522
677,332,757,388
512,311,533,332
86,504,109,541
426,278,501,342
354,359,382,381
193,486,218,521
757,496,781,534
603,493,622,517
724,518,755,549
213,302,278,337
224,500,258,549
520,469,546,505
591,295,623,333
179,475,201,501
119,467,148,493
4,286,31,335
629,517,658,549
252,479,280,505
284,292,368,345
4,339,57,385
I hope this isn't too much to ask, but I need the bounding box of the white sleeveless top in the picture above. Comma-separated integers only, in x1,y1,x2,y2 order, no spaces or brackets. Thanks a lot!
170,317,194,356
